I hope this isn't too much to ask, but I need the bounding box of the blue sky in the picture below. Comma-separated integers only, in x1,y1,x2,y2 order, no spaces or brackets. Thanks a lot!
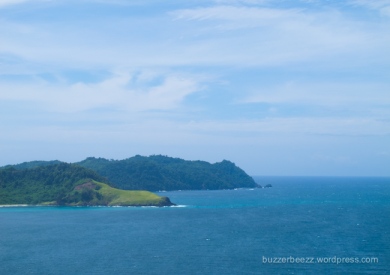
0,0,389,176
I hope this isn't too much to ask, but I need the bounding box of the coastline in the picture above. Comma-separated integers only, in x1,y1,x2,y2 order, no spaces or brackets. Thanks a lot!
0,203,176,208
0,204,30,207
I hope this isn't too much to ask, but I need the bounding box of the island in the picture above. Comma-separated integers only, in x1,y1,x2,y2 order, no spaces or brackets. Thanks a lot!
0,155,260,206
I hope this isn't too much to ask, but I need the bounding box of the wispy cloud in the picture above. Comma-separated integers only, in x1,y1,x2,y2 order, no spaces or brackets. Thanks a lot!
2,1,388,70
0,0,29,7
180,117,390,137
171,4,388,67
350,0,390,16
241,81,390,107
0,0,50,7
0,70,201,113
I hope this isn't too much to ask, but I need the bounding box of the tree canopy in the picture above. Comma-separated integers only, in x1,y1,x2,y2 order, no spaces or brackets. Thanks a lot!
77,155,258,191
0,163,108,204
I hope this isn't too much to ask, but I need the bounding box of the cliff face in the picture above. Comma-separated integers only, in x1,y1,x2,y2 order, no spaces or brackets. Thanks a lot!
77,155,258,191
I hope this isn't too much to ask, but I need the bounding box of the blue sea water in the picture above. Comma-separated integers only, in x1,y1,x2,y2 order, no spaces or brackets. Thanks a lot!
0,177,389,275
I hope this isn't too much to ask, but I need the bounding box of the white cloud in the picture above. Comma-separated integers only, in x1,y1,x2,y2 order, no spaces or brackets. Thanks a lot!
173,5,297,23
0,0,50,7
180,117,390,137
1,2,387,71
0,70,201,113
0,0,28,7
350,0,390,16
171,4,387,66
241,81,390,107
212,0,270,6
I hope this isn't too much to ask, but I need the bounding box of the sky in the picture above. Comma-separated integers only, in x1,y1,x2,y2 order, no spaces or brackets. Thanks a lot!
0,0,389,176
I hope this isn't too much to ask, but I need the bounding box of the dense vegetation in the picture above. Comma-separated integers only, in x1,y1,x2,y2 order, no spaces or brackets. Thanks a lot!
77,155,258,191
4,160,63,170
0,163,173,206
0,163,106,204
0,155,258,204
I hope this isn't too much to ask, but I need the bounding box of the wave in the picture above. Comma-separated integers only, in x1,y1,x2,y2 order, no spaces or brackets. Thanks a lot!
0,204,29,207
170,205,188,208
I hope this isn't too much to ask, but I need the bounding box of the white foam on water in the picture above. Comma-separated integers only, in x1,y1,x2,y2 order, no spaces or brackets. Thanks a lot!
0,204,29,207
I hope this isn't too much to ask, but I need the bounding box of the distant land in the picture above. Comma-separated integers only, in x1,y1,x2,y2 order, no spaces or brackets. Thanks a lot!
0,163,174,207
4,155,259,191
0,155,260,206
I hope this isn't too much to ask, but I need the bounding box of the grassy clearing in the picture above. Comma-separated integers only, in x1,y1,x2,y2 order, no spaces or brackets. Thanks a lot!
93,181,171,206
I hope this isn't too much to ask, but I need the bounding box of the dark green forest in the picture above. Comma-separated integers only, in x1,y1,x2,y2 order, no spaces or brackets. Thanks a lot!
77,155,258,191
0,163,108,204
4,160,63,170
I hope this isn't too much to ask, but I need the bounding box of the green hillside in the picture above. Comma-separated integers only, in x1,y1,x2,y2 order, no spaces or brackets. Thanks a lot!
77,155,258,191
0,163,173,206
56,180,173,207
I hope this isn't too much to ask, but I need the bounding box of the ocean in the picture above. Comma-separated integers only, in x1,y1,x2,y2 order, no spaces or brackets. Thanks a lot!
1,177,389,274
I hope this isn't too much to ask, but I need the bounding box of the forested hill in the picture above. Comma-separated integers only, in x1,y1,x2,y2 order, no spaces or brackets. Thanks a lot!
1,155,258,192
0,163,107,205
0,163,173,206
76,155,258,191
